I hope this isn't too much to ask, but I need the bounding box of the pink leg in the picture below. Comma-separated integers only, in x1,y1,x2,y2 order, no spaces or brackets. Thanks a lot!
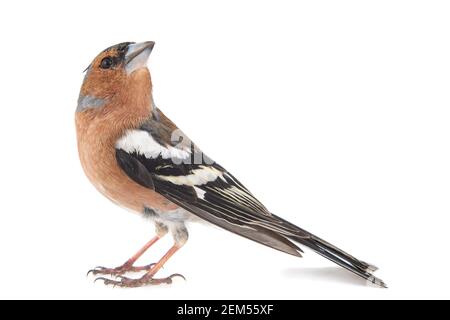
88,236,161,276
96,244,185,287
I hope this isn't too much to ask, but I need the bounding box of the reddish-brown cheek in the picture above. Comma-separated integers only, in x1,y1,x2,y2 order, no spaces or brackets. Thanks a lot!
81,69,127,99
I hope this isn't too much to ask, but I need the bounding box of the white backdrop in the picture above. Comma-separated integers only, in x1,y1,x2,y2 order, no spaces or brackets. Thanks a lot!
0,0,449,299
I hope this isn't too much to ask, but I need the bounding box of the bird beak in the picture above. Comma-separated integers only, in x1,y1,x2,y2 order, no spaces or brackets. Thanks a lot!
125,41,155,74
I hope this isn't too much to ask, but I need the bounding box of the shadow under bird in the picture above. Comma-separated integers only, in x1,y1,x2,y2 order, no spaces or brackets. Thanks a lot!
75,41,386,288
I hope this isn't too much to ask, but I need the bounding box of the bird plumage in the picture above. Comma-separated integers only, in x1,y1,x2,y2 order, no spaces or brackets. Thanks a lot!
76,41,385,288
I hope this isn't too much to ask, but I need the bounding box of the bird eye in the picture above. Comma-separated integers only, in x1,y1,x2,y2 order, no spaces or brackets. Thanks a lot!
100,57,113,69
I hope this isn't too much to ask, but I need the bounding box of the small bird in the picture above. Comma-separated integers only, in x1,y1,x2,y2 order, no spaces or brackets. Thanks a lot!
75,41,386,288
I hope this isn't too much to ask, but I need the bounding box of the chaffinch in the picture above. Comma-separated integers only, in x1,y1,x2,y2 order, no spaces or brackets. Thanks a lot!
75,41,386,288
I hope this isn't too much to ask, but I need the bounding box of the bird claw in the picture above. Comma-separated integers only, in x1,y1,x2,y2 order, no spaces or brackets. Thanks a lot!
169,273,186,281
87,266,107,277
87,263,156,277
94,273,185,288
94,277,111,284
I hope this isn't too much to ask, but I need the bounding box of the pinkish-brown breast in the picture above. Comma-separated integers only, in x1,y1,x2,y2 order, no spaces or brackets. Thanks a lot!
75,105,178,214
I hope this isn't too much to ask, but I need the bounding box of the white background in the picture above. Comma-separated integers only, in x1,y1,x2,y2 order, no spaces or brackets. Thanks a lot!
0,0,449,300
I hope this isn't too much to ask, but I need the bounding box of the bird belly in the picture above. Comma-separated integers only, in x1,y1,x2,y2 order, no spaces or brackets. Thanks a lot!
143,206,200,224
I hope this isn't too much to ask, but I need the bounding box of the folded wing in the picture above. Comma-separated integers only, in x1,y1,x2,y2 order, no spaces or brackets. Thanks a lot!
114,109,385,287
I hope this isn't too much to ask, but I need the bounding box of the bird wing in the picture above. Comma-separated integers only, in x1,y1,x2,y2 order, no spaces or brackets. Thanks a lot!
114,109,387,288
115,108,305,257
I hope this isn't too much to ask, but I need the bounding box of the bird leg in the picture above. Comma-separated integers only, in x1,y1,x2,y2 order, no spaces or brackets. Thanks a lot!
88,235,161,276
95,244,184,287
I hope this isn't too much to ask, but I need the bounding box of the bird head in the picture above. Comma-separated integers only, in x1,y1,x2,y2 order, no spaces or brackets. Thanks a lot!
77,41,155,113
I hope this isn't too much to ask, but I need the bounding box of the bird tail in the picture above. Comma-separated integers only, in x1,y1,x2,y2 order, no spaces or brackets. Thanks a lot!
287,229,386,288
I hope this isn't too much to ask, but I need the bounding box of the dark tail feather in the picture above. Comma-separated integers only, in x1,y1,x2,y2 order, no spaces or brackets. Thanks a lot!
306,234,378,272
288,232,386,288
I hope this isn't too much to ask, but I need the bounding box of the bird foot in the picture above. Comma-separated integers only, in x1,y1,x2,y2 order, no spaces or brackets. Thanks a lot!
95,273,185,287
87,263,156,277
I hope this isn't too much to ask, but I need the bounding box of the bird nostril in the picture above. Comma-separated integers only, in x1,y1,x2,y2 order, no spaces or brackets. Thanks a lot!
118,42,134,53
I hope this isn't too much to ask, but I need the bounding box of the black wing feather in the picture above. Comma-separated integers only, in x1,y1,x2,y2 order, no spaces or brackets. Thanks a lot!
116,149,154,189
115,145,304,256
